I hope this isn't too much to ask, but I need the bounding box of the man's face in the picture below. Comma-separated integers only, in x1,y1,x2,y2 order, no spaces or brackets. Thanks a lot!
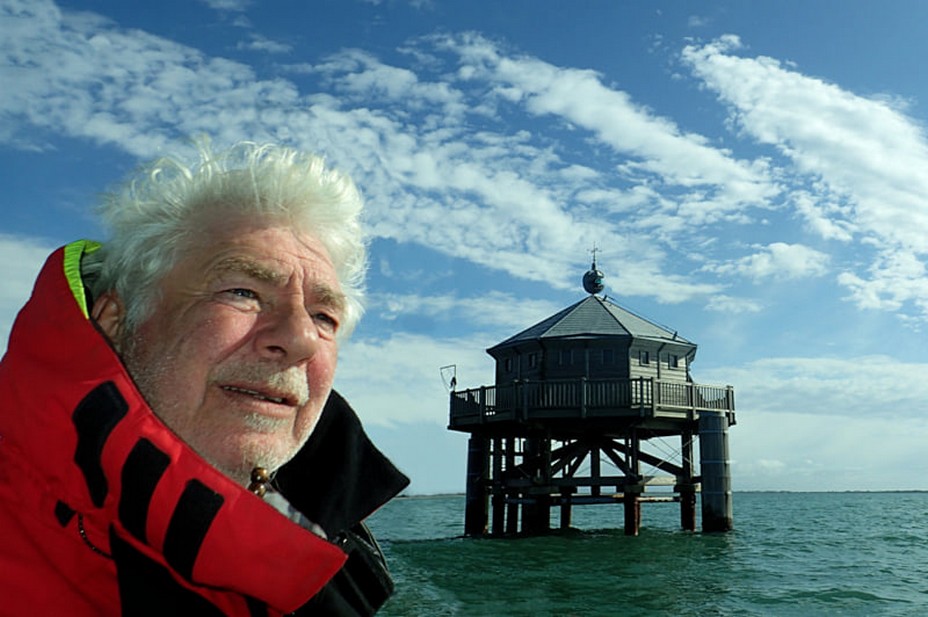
110,217,344,485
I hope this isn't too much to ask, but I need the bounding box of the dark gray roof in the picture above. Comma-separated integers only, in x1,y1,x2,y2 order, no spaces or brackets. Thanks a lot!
489,295,694,353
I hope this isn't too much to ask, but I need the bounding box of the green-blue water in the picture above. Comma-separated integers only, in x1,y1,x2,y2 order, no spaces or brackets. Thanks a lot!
366,492,928,616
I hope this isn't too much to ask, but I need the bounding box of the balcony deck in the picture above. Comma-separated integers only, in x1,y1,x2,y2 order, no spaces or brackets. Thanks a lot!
449,377,735,436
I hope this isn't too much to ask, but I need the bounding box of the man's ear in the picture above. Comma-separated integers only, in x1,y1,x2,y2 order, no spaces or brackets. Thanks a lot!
91,291,125,345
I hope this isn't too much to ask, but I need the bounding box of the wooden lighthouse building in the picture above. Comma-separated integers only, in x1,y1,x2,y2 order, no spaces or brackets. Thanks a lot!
448,261,735,536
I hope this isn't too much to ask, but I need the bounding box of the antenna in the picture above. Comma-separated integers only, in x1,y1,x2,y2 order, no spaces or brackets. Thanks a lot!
440,364,458,391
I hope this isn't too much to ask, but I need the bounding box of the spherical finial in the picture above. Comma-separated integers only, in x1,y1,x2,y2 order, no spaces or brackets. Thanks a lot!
583,266,604,294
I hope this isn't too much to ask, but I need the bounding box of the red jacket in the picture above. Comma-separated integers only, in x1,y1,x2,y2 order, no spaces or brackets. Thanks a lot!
0,241,408,615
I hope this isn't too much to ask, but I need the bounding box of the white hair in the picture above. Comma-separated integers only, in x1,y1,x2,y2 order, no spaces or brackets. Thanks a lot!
89,140,367,338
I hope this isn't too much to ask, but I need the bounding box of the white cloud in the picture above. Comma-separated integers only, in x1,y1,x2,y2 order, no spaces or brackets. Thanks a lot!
699,355,928,419
683,36,928,319
0,235,57,356
335,333,494,426
304,49,467,116
698,353,928,490
732,410,928,491
704,294,763,314
705,242,829,281
755,459,787,473
371,290,566,334
199,0,251,12
687,15,711,29
442,33,780,216
237,34,291,55
838,249,928,313
792,191,855,242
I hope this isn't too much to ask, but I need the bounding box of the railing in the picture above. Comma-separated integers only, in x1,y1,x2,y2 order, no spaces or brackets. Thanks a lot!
450,377,734,424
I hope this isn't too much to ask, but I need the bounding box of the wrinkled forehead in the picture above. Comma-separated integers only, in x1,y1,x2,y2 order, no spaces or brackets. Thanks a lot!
177,215,340,290
210,252,347,313
182,210,330,266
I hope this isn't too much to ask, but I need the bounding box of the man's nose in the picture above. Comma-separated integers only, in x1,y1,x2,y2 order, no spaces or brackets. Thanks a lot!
256,300,319,363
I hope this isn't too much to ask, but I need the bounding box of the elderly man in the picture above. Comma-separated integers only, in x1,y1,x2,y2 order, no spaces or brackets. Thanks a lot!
0,142,409,615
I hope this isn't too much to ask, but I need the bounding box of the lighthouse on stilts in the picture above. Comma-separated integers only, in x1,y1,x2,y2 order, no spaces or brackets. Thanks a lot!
448,256,735,536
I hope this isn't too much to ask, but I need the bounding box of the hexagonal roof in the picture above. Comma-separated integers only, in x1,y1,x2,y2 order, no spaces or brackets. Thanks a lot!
488,295,695,356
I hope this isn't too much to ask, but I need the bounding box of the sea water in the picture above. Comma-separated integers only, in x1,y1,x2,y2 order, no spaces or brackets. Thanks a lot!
367,492,928,616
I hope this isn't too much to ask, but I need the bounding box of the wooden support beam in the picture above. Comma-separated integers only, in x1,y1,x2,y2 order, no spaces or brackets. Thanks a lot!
464,435,490,537
624,489,641,536
623,429,642,536
560,488,573,529
680,430,697,532
611,440,686,477
505,437,518,535
503,474,676,490
565,449,588,478
600,443,631,476
491,437,505,535
521,436,552,534
550,440,591,477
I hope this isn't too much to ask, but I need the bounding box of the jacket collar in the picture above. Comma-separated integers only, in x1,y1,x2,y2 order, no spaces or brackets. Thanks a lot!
276,389,409,537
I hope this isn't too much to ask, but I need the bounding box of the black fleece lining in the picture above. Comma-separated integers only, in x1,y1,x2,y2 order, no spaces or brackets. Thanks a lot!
274,390,410,538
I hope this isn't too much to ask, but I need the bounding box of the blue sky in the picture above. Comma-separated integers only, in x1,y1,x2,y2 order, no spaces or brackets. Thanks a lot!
3,0,928,495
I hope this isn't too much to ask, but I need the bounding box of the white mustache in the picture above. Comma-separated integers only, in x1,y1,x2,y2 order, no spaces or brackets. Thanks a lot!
213,364,310,407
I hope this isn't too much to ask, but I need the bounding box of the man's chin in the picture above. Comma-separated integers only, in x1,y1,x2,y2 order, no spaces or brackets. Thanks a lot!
209,444,298,487
191,424,315,488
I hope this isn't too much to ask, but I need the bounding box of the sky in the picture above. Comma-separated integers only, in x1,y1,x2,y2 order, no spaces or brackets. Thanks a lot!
3,0,928,498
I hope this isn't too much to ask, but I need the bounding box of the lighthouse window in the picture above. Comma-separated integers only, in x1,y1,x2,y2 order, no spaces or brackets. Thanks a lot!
504,358,513,373
529,353,539,368
639,350,650,365
669,354,680,368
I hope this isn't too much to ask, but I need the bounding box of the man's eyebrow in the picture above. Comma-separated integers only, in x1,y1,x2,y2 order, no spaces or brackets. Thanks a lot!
310,282,347,314
213,256,286,285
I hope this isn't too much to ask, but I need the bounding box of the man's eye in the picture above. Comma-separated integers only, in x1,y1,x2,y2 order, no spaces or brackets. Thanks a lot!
314,312,339,333
226,288,258,300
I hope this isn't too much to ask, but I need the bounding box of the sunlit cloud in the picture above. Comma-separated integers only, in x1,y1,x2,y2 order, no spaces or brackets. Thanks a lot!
700,355,928,419
237,33,292,54
0,235,57,356
683,35,928,319
704,294,764,314
199,0,251,12
733,410,928,491
703,242,830,281
335,333,494,426
371,290,565,333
